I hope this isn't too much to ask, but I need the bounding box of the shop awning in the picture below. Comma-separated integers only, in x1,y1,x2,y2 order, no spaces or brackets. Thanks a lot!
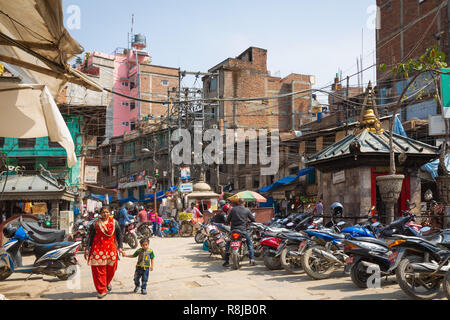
259,168,315,193
143,191,167,203
118,197,138,204
90,193,113,203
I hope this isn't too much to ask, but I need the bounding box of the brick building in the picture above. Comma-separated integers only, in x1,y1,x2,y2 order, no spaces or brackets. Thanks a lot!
376,0,449,122
202,47,315,132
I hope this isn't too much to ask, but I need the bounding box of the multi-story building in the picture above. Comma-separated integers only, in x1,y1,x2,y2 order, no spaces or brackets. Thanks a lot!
202,47,316,132
376,0,449,121
78,34,180,139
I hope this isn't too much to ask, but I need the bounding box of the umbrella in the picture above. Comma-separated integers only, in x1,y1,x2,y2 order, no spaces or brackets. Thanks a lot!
228,191,267,203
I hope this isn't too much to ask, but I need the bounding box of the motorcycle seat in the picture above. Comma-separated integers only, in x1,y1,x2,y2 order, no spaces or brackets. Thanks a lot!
20,221,66,244
33,241,76,259
354,237,388,248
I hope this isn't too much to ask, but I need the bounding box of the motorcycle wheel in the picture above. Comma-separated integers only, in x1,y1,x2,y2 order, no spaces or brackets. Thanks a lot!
396,256,441,300
444,270,450,300
281,244,304,274
263,250,282,270
127,233,139,249
138,225,152,238
0,267,12,281
219,247,226,259
194,232,205,244
350,260,375,289
301,245,336,279
231,252,240,270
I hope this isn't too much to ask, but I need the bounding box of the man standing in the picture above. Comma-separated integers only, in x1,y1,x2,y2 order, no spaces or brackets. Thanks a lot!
223,198,256,267
313,200,324,216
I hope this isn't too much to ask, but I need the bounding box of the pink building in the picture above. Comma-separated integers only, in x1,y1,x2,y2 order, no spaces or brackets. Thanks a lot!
77,34,179,138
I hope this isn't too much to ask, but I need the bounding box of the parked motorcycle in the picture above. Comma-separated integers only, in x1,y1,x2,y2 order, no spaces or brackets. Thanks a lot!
297,205,382,280
124,219,139,249
394,232,450,300
194,223,208,244
229,229,250,270
136,222,153,239
0,224,81,281
206,224,228,259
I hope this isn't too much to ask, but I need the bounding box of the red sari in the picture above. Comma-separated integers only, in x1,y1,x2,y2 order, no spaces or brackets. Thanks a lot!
88,216,118,295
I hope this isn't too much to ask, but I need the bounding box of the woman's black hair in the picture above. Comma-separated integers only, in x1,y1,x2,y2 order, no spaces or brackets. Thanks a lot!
100,206,111,213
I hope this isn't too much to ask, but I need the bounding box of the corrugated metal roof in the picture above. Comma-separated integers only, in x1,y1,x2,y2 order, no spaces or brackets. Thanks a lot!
0,174,65,193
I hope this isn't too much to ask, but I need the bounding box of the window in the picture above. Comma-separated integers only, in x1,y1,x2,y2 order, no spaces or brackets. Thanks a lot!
121,81,128,87
122,122,129,127
130,82,136,90
209,78,217,91
47,158,66,168
161,80,169,86
122,101,129,107
130,102,136,111
130,122,136,131
289,167,298,176
253,176,260,189
18,138,36,149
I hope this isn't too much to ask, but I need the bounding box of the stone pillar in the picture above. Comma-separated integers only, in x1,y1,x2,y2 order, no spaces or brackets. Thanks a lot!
409,172,422,216
376,174,405,224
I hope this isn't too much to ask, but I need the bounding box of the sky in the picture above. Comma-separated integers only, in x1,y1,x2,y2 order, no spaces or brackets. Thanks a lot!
62,0,377,103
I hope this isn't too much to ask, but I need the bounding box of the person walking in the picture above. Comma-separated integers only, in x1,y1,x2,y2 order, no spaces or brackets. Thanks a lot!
122,237,155,295
148,208,157,236
156,215,163,237
84,206,124,299
222,198,256,267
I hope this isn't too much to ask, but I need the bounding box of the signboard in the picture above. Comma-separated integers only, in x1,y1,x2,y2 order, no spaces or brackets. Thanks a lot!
441,68,450,118
84,166,99,184
272,191,285,200
429,115,446,136
181,167,191,180
332,170,346,185
179,183,193,193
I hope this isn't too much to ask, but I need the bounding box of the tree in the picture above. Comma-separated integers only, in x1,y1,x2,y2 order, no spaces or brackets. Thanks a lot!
380,46,449,177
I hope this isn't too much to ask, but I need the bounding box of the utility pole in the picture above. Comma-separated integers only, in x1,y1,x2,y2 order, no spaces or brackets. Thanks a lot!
346,76,350,136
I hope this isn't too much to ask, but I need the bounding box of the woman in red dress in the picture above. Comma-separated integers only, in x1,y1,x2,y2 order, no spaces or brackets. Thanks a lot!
84,206,124,298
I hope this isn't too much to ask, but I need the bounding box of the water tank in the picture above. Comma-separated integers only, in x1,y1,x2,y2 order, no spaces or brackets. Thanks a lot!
132,34,146,49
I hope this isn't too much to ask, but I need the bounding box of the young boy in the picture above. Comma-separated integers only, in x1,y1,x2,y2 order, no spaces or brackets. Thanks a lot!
122,237,155,295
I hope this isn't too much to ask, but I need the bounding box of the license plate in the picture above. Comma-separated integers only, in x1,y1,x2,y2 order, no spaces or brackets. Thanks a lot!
216,238,224,244
388,251,398,262
75,237,82,241
345,257,354,265
231,241,241,247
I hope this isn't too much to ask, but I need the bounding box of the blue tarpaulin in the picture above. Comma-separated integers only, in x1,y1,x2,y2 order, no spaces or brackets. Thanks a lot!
394,115,407,137
118,197,139,204
259,168,315,193
91,194,113,203
422,153,450,179
143,191,167,202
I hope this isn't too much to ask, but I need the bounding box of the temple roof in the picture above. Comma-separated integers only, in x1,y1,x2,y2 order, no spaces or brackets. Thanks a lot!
305,129,439,168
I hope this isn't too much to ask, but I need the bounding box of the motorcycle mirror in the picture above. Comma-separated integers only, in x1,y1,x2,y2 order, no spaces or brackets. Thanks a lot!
287,222,294,227
307,225,315,229
337,221,346,227
78,226,84,230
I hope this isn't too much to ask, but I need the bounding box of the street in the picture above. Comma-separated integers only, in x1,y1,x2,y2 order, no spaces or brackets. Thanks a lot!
0,236,446,300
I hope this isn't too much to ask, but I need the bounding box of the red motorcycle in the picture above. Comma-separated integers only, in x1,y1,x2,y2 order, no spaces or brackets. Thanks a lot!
261,235,283,270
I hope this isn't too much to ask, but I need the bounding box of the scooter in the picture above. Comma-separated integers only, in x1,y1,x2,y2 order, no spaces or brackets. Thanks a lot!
19,218,67,254
0,224,80,281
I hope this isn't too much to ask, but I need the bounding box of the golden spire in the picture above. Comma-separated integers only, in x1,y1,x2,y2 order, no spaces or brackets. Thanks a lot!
356,82,384,134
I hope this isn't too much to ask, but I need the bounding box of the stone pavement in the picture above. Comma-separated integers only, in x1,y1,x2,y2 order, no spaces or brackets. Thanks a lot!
0,237,447,300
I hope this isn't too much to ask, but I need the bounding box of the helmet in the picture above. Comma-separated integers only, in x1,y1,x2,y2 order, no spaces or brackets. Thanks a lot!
126,201,135,209
331,202,344,217
138,206,144,211
219,200,226,208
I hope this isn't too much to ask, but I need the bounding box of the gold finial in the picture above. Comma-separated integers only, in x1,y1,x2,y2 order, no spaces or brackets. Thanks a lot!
356,83,384,134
